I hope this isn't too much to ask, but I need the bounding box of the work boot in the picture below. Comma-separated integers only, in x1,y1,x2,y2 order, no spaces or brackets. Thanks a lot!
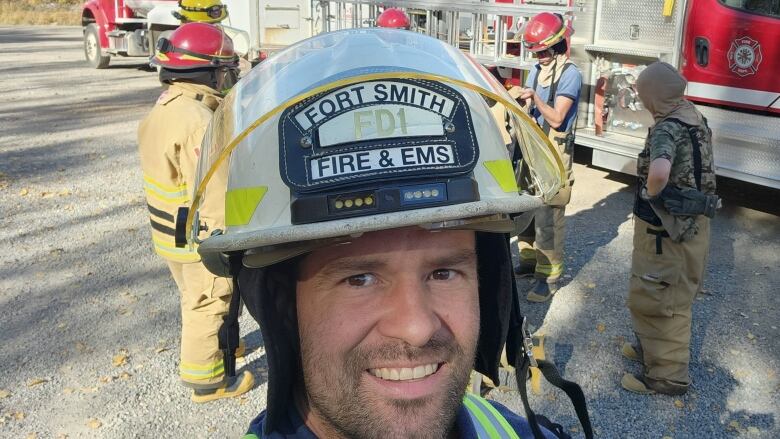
513,262,536,278
526,280,558,303
621,373,688,396
621,342,643,364
191,370,255,403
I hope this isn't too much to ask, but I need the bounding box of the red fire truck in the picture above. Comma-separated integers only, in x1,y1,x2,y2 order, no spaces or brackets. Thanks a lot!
81,0,308,69
83,0,779,187
318,0,780,188
81,0,180,68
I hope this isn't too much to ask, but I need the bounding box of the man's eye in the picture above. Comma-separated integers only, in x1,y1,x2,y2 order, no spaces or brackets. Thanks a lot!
346,273,376,287
430,269,455,281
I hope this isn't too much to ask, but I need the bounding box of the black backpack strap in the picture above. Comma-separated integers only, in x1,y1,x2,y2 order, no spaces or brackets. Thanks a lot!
514,317,594,439
218,255,244,378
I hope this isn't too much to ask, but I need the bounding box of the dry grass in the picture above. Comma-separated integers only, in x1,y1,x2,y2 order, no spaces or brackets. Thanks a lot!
0,1,81,26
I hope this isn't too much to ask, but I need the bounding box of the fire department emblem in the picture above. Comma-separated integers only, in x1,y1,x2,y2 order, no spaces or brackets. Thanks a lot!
727,36,762,77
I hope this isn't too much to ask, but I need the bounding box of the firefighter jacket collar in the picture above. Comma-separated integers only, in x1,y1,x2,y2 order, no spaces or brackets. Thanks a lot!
161,82,222,111
536,53,571,88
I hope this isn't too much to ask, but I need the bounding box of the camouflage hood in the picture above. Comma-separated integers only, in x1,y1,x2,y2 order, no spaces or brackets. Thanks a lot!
637,62,701,127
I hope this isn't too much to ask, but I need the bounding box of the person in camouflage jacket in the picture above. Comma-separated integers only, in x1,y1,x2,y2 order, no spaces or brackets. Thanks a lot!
620,62,717,396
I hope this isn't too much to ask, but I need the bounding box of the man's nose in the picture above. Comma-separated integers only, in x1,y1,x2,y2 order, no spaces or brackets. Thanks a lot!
376,278,441,347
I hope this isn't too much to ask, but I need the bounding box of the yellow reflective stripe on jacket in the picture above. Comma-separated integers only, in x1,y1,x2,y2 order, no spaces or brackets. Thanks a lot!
179,359,225,381
143,174,188,204
536,262,563,277
463,393,521,439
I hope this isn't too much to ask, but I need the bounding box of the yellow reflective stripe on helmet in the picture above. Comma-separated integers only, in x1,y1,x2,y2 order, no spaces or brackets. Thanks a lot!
484,160,519,193
225,186,268,226
463,393,521,439
536,262,563,277
179,53,211,62
540,25,568,47
186,71,565,242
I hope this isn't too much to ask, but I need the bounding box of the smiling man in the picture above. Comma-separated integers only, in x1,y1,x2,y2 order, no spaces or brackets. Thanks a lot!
293,228,479,438
185,28,590,439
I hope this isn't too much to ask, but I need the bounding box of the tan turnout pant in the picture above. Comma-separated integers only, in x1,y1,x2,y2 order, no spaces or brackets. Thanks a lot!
167,261,232,389
516,205,566,281
627,216,710,384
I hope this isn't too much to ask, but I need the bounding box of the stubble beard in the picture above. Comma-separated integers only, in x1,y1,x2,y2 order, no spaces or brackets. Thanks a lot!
299,334,475,439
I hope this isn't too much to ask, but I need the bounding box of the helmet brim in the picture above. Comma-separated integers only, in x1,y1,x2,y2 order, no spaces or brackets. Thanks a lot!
524,25,573,52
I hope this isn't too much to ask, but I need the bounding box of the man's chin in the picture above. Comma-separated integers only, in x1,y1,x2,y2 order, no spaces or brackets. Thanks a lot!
362,397,456,439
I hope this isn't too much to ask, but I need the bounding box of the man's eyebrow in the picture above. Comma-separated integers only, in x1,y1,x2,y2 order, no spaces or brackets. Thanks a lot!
315,248,476,277
427,249,477,268
317,257,388,278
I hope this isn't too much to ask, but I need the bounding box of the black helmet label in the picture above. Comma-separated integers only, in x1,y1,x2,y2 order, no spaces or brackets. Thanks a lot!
279,79,479,193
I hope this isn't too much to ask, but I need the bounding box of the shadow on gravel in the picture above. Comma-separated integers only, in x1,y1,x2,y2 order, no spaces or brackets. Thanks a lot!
0,28,82,45
514,183,634,332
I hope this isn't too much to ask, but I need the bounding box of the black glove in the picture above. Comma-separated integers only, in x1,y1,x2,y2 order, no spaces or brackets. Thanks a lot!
660,186,720,218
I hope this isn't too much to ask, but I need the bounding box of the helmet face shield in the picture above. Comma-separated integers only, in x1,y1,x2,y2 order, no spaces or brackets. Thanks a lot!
188,29,564,267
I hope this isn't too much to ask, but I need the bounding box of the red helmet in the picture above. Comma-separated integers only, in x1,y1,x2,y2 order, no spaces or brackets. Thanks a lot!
522,12,573,53
376,8,410,29
152,22,239,70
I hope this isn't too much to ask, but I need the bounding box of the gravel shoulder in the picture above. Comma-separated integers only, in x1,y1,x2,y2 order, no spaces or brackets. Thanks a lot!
1,25,778,439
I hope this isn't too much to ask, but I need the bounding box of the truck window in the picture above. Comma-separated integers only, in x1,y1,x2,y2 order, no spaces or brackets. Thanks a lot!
719,0,780,17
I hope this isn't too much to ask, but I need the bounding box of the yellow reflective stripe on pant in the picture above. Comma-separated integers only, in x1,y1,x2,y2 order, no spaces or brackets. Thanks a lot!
519,247,536,262
180,359,225,381
463,393,521,439
536,262,563,278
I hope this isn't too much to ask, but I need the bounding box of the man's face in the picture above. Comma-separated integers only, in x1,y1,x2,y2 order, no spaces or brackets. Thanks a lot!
295,227,480,439
534,48,554,65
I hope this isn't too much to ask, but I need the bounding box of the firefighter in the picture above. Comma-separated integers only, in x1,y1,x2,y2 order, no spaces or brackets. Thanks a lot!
172,0,228,24
186,29,592,438
515,12,582,302
621,62,718,396
137,22,253,402
376,7,411,29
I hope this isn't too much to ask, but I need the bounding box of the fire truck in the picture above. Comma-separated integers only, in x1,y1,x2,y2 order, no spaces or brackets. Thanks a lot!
83,0,780,188
81,0,316,68
306,0,780,188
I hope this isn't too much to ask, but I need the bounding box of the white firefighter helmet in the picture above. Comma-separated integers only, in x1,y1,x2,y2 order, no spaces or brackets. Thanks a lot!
186,28,565,271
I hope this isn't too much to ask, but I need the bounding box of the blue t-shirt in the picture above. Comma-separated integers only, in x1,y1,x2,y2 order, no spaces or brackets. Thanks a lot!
246,400,558,438
525,63,582,133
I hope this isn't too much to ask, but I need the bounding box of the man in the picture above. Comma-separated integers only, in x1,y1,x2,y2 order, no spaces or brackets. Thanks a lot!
185,29,591,438
137,22,252,402
621,62,718,396
515,12,582,302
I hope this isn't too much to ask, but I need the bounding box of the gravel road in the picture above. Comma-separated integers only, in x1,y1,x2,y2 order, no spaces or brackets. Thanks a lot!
1,25,778,439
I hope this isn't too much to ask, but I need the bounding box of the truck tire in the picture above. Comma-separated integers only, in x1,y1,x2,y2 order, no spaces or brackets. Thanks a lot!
84,23,110,69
